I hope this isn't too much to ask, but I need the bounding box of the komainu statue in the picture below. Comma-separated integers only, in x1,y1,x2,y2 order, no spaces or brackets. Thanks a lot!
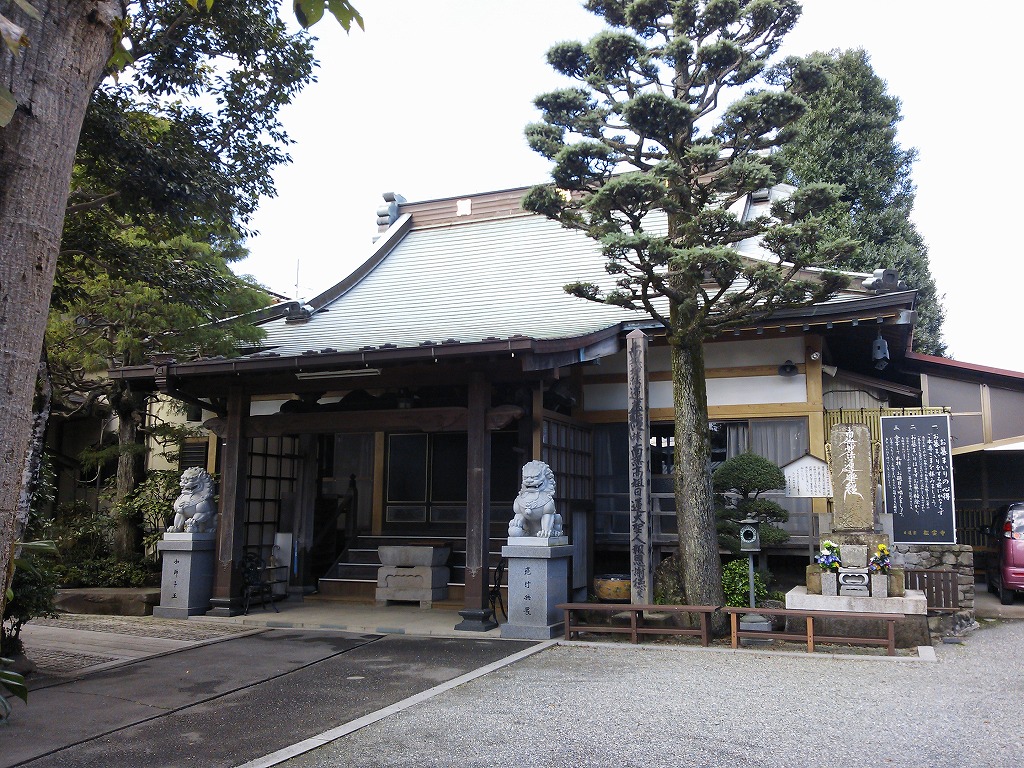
167,467,218,534
508,460,563,539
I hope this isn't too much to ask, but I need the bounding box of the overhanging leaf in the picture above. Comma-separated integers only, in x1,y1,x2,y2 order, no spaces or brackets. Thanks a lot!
0,666,28,704
1,12,28,54
326,0,363,31
0,85,16,127
11,0,41,22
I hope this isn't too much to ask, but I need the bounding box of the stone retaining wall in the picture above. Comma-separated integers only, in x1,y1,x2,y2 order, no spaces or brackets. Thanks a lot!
892,544,975,634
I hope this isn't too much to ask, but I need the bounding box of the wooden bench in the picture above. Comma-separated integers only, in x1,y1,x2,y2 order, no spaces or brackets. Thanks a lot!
720,606,907,656
557,603,718,646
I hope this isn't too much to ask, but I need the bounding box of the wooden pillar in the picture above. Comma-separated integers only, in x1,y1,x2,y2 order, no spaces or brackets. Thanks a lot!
292,433,319,590
456,371,497,631
626,329,653,604
208,387,249,616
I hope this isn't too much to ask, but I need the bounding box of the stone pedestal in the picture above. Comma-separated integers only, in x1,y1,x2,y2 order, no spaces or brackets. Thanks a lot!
785,586,931,647
500,541,572,640
153,533,216,619
820,571,838,596
871,573,889,598
375,545,451,608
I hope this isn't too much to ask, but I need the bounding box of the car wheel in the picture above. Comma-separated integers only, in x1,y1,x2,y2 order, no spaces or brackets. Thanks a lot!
1000,584,1015,605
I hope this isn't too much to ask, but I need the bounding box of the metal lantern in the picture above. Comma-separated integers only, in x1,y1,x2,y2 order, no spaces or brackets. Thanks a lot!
738,516,762,553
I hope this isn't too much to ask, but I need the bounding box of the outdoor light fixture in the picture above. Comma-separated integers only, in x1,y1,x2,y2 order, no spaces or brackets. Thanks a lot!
296,368,382,380
777,360,798,377
872,333,889,371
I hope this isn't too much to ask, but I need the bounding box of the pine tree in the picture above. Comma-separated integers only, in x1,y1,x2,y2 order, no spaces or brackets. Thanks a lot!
777,48,945,355
523,0,855,609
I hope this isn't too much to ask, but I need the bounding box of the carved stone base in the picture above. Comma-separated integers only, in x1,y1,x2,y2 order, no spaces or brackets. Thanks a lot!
499,543,572,640
153,533,216,618
455,608,497,632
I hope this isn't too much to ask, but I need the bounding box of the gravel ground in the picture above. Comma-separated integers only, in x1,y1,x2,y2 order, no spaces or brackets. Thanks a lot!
282,619,1024,768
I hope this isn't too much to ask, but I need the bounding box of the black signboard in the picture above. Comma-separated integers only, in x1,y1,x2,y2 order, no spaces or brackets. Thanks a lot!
880,414,956,544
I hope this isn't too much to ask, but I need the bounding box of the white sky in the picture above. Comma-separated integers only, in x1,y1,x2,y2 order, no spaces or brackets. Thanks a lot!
239,0,1024,372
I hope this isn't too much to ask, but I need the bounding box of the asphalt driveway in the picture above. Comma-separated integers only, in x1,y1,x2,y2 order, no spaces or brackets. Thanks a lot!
1,630,534,768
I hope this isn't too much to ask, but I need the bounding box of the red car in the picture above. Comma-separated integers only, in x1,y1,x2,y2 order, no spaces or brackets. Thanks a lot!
984,503,1024,605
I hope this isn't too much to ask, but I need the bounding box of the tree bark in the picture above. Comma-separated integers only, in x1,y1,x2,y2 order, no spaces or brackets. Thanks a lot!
0,0,122,613
15,356,52,546
671,336,725,612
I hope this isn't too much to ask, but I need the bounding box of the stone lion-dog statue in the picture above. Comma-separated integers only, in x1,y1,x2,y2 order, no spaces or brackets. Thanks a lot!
167,467,218,534
508,460,563,539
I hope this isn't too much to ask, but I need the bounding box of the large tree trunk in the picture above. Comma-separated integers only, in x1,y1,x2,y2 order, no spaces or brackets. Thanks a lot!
0,0,122,613
15,356,53,545
671,337,724,611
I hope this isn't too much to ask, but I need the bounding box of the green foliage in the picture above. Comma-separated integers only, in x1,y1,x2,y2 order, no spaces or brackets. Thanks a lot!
116,471,181,558
44,492,161,587
775,48,945,355
714,452,790,553
45,500,116,566
721,558,768,608
523,3,856,339
2,553,59,657
53,558,155,589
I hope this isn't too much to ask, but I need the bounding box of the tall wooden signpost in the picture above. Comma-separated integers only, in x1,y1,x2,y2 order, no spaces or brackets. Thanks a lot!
626,330,653,605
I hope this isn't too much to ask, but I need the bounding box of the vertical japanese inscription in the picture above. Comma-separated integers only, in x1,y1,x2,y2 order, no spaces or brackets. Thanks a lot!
626,330,652,604
881,414,956,544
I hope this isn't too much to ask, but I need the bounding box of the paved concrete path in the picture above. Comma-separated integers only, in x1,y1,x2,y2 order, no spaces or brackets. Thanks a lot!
2,629,534,768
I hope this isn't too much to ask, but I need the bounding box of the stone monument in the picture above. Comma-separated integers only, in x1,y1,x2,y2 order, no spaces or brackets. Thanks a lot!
787,424,928,646
825,423,890,594
154,468,218,618
501,461,572,640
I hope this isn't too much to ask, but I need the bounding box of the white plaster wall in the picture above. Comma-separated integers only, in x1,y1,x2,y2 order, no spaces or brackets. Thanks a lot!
585,336,807,378
250,399,290,416
584,374,807,411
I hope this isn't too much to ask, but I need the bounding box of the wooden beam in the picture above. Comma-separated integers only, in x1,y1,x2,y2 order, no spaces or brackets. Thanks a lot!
208,387,249,616
204,405,524,438
456,372,497,631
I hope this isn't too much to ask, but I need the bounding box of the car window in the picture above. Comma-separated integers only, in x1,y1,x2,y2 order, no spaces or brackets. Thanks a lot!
1010,506,1024,538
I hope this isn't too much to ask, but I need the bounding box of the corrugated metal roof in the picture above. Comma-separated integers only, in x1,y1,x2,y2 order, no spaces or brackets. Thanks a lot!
256,215,632,356
250,191,890,360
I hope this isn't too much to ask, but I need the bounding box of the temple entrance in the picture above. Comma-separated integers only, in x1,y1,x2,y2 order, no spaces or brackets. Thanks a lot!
310,433,374,579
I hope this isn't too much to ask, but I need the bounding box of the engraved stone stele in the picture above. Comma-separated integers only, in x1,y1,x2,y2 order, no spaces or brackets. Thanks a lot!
500,541,572,640
508,460,566,544
154,532,216,618
828,423,874,531
167,467,218,534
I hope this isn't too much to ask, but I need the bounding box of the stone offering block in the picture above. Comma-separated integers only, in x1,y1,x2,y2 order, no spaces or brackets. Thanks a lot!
841,545,869,568
378,545,451,567
375,563,450,609
377,565,449,590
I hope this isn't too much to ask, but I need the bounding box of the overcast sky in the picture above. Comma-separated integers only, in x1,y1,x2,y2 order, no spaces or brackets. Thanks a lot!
238,1,1023,373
